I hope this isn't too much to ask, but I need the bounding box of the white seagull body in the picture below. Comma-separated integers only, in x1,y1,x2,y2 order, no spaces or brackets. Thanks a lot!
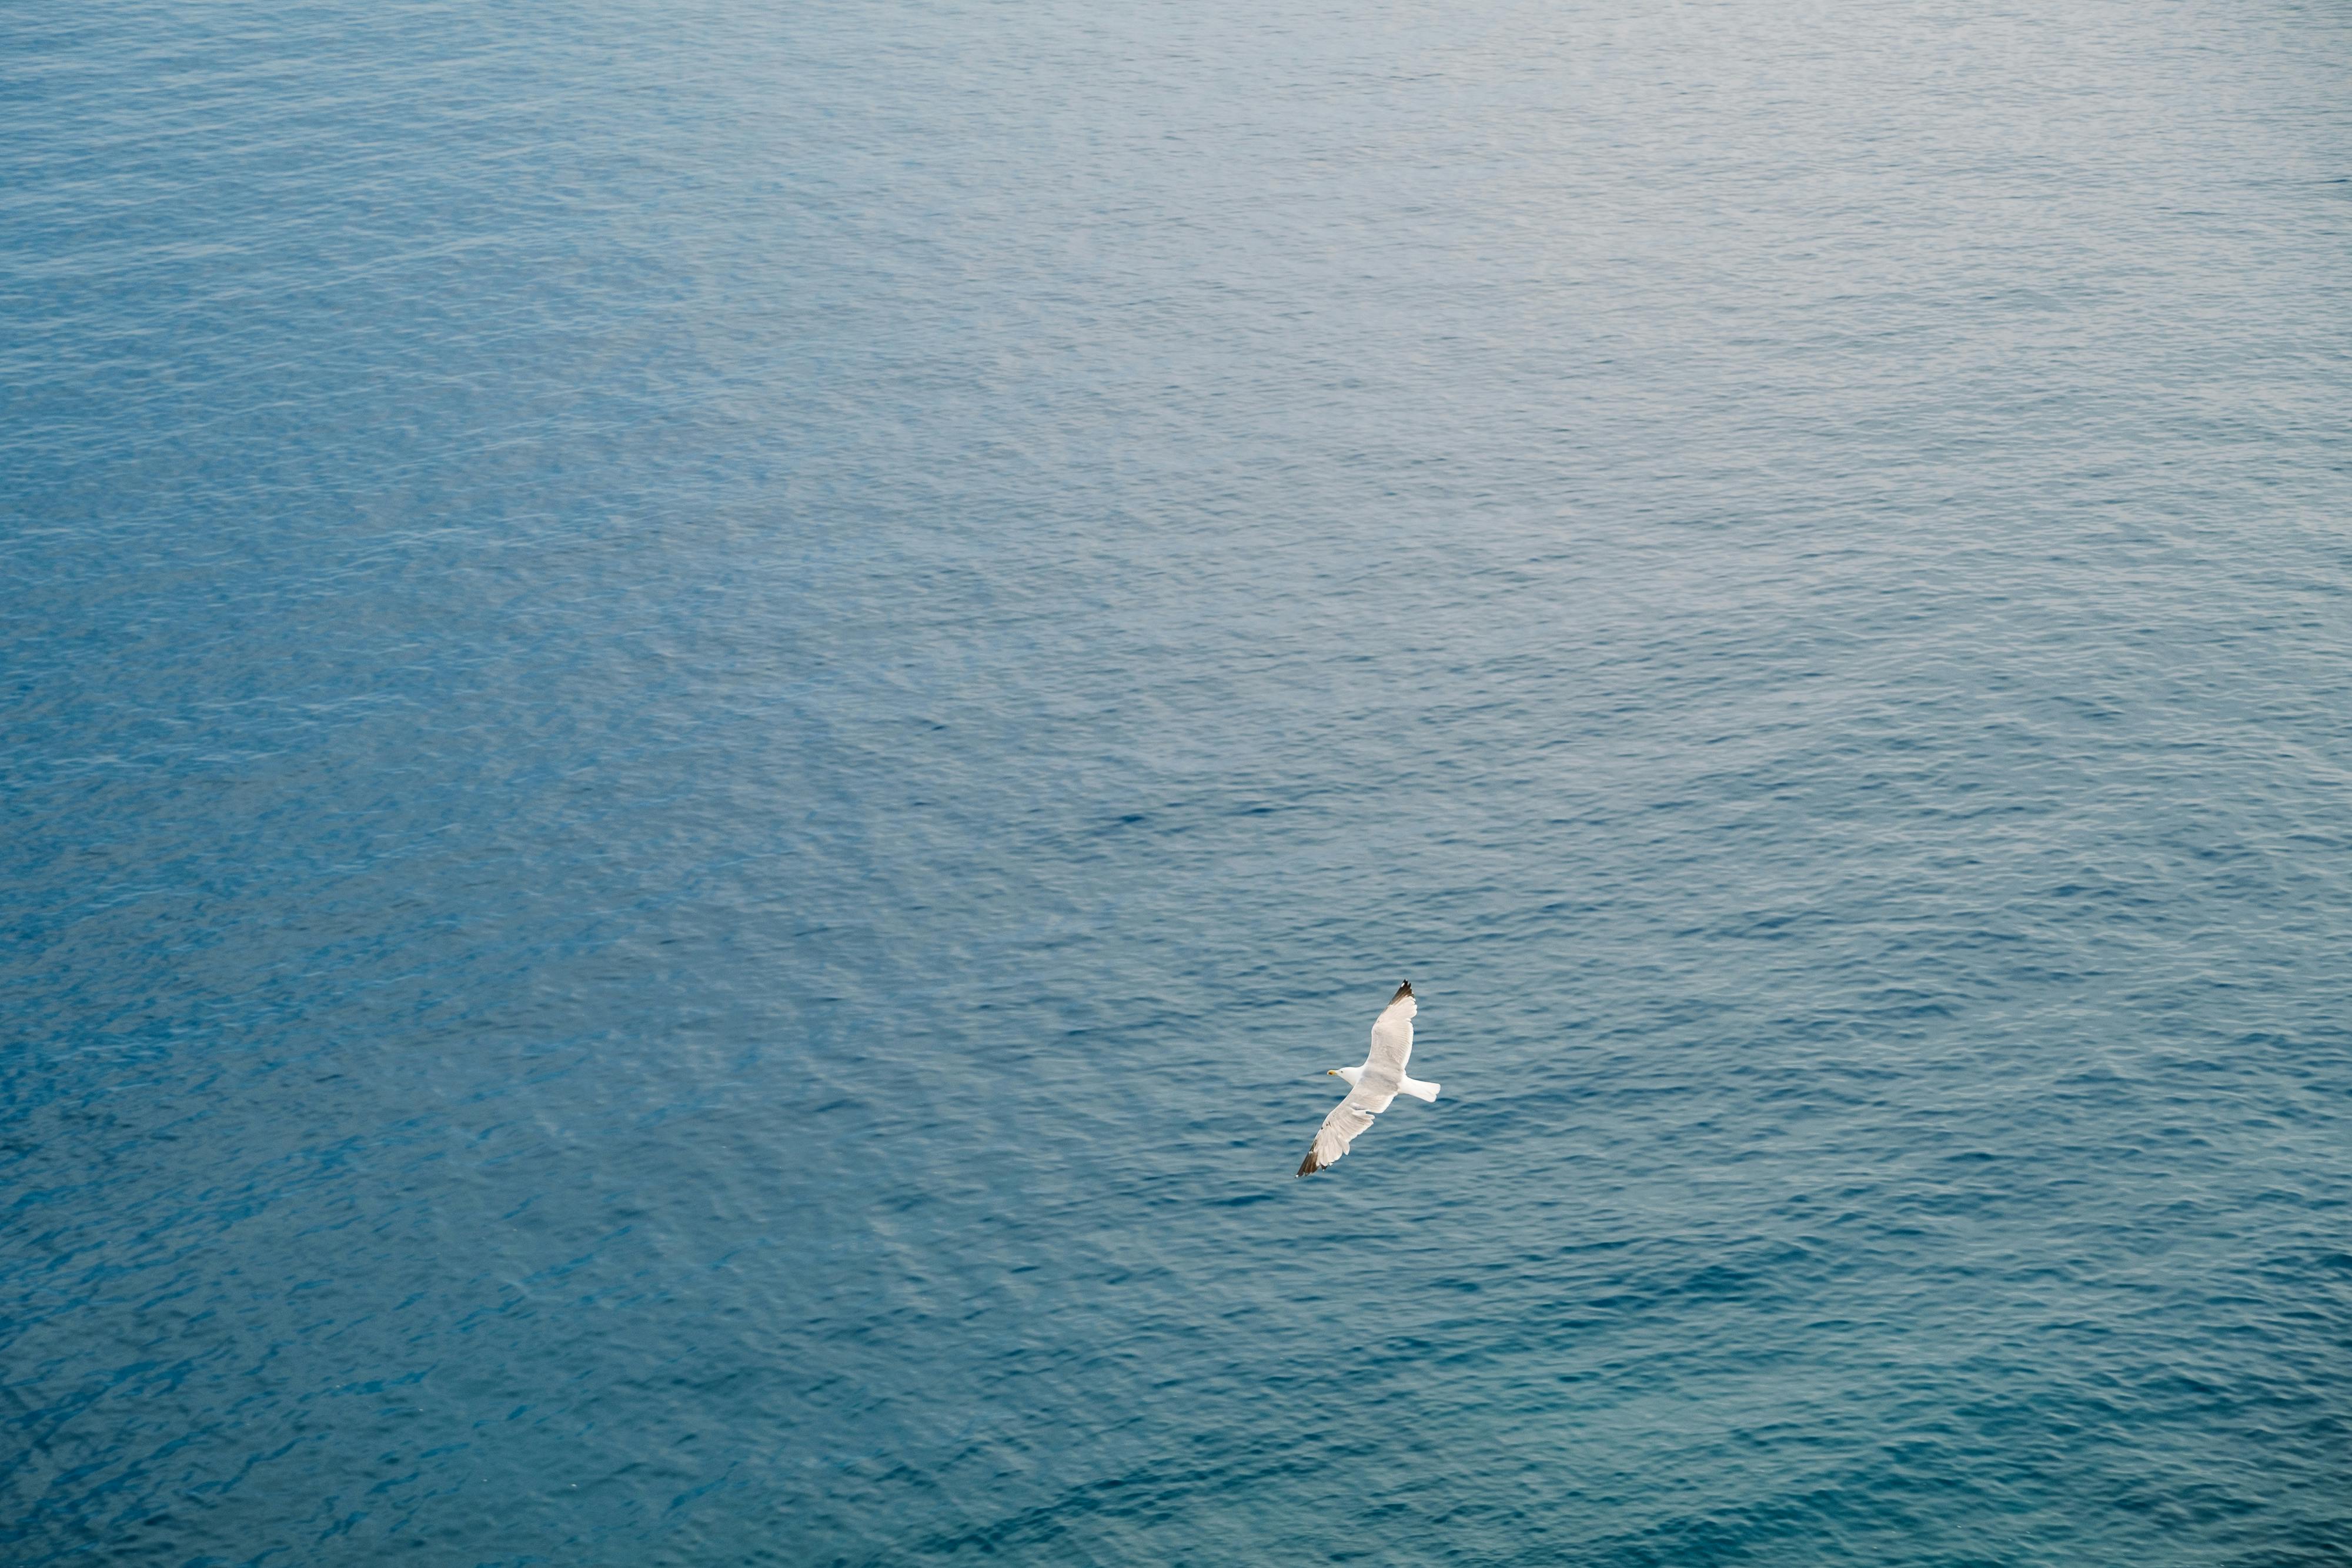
1297,981,1441,1176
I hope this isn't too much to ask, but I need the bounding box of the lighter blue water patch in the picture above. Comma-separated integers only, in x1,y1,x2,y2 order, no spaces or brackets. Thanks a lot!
5,0,2351,1563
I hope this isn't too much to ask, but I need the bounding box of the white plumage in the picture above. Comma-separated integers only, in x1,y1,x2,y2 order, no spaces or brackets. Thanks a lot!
1297,981,1441,1176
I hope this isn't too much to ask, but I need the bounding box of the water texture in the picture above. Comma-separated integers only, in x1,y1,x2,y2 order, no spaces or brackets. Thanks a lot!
5,0,2351,1562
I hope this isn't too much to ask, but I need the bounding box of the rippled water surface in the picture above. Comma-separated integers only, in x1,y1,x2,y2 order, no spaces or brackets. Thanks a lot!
7,1,2352,1562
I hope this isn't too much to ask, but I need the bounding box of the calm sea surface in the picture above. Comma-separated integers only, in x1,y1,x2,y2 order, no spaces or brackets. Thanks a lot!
6,1,2351,1563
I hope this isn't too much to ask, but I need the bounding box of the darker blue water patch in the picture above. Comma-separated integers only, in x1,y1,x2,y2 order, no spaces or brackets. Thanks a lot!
6,0,2352,1563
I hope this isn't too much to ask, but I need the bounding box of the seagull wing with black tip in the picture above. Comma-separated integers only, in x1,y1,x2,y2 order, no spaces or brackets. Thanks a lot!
1365,980,1415,1082
1298,1081,1395,1176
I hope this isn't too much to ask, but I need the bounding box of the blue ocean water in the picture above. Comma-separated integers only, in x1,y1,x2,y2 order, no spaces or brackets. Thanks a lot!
6,0,2352,1562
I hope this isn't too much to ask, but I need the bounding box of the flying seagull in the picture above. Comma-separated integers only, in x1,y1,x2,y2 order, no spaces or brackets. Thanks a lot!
1297,981,1441,1176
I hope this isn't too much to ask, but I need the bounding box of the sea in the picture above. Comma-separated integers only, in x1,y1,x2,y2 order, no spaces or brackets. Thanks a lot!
5,0,2350,1562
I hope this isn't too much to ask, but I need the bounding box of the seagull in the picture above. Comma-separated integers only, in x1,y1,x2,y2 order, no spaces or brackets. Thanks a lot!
1297,981,1441,1176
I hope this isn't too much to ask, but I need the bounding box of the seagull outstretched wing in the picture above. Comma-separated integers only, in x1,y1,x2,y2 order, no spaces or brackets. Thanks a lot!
1298,1082,1396,1176
1365,981,1416,1081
